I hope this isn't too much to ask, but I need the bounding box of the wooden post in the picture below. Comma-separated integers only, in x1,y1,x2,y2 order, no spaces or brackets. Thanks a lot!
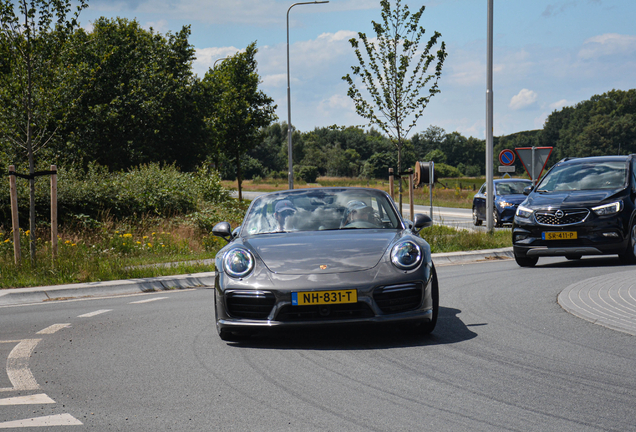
409,171,414,222
50,165,58,261
9,165,21,265
389,168,394,200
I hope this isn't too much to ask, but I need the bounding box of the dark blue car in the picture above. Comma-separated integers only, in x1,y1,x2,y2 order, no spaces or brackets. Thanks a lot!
473,179,533,227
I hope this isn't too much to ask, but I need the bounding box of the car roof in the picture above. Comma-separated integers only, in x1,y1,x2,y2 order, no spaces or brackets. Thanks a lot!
493,178,532,183
558,155,633,165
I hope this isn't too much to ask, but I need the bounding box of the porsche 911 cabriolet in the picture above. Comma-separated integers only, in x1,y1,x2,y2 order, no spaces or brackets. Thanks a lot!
212,187,438,341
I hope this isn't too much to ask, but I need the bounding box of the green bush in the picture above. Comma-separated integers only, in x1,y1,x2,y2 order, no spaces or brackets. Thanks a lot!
0,163,230,227
295,165,319,183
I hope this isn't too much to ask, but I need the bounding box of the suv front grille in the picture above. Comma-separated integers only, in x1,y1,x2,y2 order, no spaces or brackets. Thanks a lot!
226,291,275,319
535,209,589,225
373,282,423,314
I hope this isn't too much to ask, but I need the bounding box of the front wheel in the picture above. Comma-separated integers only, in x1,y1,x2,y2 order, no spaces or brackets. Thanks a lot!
493,209,502,227
618,221,636,264
411,264,439,336
515,254,538,267
472,207,482,226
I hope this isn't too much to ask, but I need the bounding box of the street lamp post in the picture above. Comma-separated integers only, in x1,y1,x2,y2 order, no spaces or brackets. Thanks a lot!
287,1,328,190
485,0,494,232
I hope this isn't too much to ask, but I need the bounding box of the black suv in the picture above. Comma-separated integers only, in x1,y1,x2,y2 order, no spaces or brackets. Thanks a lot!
512,155,636,267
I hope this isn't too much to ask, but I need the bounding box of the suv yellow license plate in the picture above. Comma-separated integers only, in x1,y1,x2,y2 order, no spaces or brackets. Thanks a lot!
542,231,577,240
292,290,357,306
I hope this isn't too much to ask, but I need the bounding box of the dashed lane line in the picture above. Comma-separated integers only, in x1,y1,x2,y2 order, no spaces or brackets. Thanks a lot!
0,413,83,428
77,309,112,318
36,324,71,335
129,296,169,304
0,393,55,405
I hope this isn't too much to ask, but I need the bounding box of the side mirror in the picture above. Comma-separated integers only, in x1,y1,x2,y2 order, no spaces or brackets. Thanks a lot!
212,222,232,243
523,185,534,195
413,213,433,233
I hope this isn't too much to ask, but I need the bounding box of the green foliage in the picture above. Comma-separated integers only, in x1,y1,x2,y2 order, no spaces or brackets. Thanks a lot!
295,165,319,183
0,163,230,227
53,18,206,170
541,89,636,161
432,163,462,178
201,42,277,199
422,224,511,253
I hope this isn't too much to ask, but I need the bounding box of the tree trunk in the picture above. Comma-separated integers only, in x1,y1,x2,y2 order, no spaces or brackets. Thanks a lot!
236,146,243,202
26,13,36,265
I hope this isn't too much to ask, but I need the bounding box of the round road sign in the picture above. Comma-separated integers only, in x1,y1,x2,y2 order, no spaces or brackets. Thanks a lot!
499,149,515,166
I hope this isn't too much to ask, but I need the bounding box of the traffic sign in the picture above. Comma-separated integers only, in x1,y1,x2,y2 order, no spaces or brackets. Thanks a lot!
499,149,515,166
498,166,515,172
515,147,553,182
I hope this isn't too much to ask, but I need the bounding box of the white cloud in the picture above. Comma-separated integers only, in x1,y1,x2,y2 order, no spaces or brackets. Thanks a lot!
578,33,636,59
192,46,243,76
549,99,569,110
509,89,538,110
143,19,169,33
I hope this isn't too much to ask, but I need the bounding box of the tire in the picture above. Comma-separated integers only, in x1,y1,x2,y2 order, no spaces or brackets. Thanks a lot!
515,254,538,267
472,207,482,226
411,264,439,336
493,209,502,227
618,221,636,264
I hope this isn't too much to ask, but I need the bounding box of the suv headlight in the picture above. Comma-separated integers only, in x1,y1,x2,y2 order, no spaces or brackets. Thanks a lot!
515,205,533,219
592,201,623,216
223,248,254,278
391,241,422,270
498,201,515,208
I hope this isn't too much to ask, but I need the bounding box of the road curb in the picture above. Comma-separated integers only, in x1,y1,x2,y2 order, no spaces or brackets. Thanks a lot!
0,272,216,307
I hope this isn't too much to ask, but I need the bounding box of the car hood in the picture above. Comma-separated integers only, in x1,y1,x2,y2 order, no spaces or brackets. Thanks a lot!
244,230,399,275
497,194,527,205
525,189,624,208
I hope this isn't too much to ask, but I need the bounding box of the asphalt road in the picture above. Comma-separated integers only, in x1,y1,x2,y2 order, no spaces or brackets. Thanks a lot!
2,256,635,431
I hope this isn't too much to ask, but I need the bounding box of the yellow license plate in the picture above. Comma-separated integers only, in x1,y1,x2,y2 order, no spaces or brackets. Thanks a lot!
291,289,357,306
543,231,577,240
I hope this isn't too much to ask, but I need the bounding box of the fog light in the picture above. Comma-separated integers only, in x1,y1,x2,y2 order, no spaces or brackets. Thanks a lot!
603,232,619,238
514,233,529,242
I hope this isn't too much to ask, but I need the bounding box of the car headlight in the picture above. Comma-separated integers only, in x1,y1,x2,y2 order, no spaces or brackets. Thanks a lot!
592,201,623,216
498,201,515,208
391,241,422,270
515,204,533,219
223,248,254,278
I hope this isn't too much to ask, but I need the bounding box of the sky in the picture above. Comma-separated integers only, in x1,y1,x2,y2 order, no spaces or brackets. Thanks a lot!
78,0,636,139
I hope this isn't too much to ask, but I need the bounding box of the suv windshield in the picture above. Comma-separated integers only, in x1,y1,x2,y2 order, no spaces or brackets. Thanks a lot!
536,161,627,192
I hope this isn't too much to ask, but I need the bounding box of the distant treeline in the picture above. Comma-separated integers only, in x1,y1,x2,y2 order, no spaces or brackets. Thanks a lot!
228,88,636,182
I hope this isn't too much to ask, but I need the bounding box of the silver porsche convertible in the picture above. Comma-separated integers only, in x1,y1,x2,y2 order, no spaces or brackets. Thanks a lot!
212,187,438,341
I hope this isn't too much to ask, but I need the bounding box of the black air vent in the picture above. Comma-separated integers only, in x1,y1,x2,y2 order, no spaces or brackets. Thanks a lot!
276,303,374,322
226,291,275,320
373,282,423,314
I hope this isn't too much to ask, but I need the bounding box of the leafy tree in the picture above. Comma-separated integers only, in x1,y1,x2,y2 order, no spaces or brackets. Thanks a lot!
55,18,206,170
202,42,277,201
342,0,446,211
0,0,88,263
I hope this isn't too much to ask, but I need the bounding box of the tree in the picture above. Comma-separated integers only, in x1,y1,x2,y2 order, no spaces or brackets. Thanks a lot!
202,42,277,201
0,0,88,264
55,18,206,171
342,0,446,211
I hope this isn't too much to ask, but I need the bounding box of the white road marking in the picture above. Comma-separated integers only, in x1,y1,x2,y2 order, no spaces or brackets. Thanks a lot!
77,309,111,318
0,339,41,392
129,296,168,304
0,393,55,405
0,413,83,428
36,323,71,334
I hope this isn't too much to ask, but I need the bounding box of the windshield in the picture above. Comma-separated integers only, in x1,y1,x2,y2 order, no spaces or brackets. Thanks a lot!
241,189,401,235
536,161,627,192
496,181,531,195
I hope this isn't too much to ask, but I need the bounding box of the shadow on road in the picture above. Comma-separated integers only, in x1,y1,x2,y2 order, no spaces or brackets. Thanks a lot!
229,306,478,350
536,256,632,269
